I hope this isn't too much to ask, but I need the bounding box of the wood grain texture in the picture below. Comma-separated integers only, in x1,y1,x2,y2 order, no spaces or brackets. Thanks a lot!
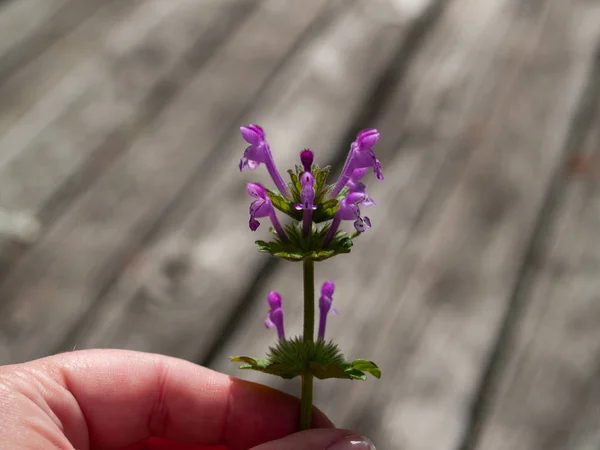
0,0,333,364
206,0,600,448
0,0,107,86
471,51,600,450
0,0,71,63
0,1,599,448
0,1,139,172
61,0,433,361
0,0,252,218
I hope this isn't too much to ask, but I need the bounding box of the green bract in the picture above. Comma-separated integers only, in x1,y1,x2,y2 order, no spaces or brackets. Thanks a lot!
256,222,353,262
231,337,381,381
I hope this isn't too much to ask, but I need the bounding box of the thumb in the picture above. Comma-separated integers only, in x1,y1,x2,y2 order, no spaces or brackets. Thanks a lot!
250,429,375,449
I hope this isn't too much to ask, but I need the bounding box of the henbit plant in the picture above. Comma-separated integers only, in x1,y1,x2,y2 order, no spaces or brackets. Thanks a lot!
231,125,382,431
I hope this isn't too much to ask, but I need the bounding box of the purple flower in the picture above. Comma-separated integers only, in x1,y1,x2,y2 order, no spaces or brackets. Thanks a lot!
294,172,317,212
323,192,371,247
265,291,285,340
318,281,338,340
330,129,383,198
239,124,290,198
346,168,376,207
295,152,317,237
247,182,288,243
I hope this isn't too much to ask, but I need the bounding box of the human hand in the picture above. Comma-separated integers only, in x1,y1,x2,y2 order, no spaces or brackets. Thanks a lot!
0,349,374,449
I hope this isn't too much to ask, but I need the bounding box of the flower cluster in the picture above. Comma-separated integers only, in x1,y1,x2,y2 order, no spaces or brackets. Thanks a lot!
239,124,383,257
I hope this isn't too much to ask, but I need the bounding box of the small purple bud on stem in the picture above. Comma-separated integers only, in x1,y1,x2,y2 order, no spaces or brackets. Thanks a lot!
318,280,337,340
239,125,290,198
300,149,314,173
294,170,317,237
265,291,285,340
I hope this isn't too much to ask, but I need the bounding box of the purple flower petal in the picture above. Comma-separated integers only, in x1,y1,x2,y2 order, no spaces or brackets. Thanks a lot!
238,125,290,197
321,280,335,298
357,128,380,149
318,280,337,340
330,128,383,197
265,291,285,340
240,124,264,145
267,291,282,309
249,217,260,231
247,182,267,199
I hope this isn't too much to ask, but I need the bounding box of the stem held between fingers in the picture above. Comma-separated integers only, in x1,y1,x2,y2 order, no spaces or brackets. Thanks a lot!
300,258,315,430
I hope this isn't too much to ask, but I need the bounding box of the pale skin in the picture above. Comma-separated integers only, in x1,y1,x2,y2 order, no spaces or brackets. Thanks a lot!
0,349,370,450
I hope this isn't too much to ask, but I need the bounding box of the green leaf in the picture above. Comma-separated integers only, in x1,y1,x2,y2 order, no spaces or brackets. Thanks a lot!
230,356,270,368
287,170,302,204
309,362,351,380
313,166,331,204
312,198,339,223
266,189,302,221
350,360,382,379
343,368,368,381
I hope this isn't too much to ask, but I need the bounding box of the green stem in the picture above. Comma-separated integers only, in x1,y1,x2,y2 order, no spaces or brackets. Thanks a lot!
300,258,315,430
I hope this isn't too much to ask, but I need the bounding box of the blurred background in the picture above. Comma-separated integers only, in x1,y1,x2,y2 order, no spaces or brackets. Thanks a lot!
1,0,600,448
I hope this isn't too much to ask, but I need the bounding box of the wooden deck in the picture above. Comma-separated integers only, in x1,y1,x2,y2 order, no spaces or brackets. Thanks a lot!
1,0,600,448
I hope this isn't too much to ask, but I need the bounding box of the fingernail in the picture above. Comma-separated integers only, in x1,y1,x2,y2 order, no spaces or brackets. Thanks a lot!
328,434,376,450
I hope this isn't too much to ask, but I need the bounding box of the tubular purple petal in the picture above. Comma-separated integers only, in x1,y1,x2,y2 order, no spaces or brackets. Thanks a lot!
238,124,290,198
357,128,380,148
347,168,376,206
323,192,370,247
322,216,341,248
318,280,336,340
265,291,285,340
330,128,383,198
246,183,288,242
240,124,264,145
247,182,267,199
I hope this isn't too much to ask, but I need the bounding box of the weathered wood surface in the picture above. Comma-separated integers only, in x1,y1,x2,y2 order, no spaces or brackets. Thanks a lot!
67,0,438,362
470,53,600,450
1,0,600,449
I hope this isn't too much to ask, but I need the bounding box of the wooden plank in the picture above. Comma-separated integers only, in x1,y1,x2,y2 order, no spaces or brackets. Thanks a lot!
0,0,335,364
0,0,70,63
0,0,254,219
0,1,140,170
61,0,441,363
471,67,600,450
205,0,600,448
0,0,105,85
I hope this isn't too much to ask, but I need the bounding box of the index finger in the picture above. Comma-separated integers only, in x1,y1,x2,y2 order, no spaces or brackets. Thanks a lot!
19,349,333,450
